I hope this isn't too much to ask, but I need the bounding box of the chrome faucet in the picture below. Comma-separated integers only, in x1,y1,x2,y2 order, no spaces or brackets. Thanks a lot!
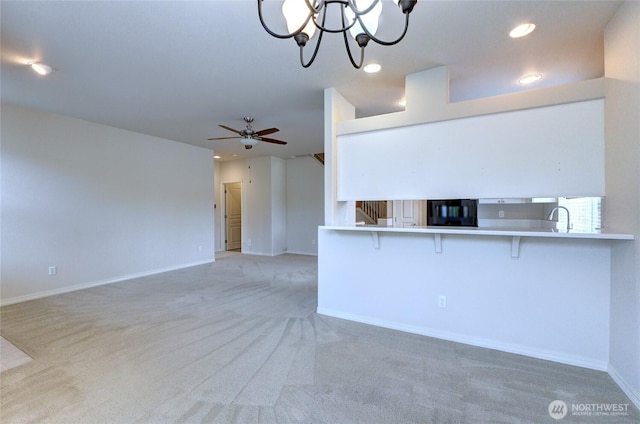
547,206,571,231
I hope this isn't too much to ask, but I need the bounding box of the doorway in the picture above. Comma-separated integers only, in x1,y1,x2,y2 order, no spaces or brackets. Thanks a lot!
393,200,424,227
224,182,242,251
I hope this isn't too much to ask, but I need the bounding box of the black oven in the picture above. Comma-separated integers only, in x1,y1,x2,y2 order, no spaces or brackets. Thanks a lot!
427,199,478,227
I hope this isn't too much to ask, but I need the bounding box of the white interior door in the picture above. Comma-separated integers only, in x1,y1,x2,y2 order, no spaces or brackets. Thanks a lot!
225,182,242,250
393,200,423,227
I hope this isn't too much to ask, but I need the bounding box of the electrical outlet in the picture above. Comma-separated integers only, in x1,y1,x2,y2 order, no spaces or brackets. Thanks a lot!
48,266,57,276
438,295,447,308
498,210,505,218
312,239,316,245
198,245,203,252
247,239,252,247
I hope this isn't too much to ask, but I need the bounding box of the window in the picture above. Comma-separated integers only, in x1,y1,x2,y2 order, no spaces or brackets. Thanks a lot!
558,197,602,232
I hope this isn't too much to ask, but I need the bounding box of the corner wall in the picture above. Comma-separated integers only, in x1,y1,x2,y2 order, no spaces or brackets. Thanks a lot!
1,103,215,305
271,157,287,255
324,88,356,226
286,156,324,255
604,0,640,408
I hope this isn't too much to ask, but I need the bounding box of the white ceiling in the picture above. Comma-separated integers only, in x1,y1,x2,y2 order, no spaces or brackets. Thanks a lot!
1,1,622,161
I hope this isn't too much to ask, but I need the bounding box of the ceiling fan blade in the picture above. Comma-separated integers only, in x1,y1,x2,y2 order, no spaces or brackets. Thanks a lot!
256,127,279,136
259,136,287,145
219,124,242,134
207,136,241,140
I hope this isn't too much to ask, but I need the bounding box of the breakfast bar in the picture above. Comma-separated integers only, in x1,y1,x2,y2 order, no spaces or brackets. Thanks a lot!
317,225,634,371
322,224,633,257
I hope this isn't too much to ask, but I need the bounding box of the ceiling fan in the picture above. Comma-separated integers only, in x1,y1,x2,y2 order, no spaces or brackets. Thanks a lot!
208,117,288,149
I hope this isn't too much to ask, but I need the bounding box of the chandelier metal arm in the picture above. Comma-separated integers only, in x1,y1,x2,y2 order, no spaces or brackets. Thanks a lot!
300,4,329,67
310,0,359,34
342,30,365,69
340,5,365,69
306,0,325,14
257,0,418,68
257,0,315,40
345,0,379,16
300,29,325,68
356,11,411,46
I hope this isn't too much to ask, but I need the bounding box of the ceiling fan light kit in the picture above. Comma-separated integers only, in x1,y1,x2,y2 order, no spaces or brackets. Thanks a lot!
208,116,288,150
257,0,418,69
240,138,259,149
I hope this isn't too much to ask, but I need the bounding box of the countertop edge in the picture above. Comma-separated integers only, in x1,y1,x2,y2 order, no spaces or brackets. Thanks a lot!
319,226,635,241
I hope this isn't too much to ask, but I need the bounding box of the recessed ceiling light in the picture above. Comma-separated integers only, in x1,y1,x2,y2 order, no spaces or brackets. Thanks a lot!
519,74,542,85
363,63,381,73
398,98,406,107
28,61,54,76
214,155,221,159
510,23,536,38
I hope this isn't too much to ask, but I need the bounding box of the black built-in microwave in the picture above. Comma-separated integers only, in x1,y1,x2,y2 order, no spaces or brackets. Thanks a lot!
427,199,478,227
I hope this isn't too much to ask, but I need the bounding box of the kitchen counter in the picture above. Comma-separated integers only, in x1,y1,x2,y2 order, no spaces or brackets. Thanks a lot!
317,224,625,371
324,225,634,240
322,225,632,259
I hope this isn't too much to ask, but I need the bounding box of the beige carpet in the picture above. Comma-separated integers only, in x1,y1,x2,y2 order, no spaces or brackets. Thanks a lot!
1,253,637,423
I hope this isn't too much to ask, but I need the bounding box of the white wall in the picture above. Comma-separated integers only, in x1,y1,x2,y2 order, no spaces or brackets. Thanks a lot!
245,156,273,255
1,103,215,305
338,100,605,200
324,88,356,226
270,157,287,255
604,0,640,408
286,156,324,255
339,66,605,136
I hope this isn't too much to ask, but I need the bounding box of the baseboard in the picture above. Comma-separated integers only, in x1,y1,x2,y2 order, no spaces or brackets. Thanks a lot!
221,249,317,257
239,250,275,257
0,260,214,307
282,250,318,257
240,250,308,257
316,307,608,371
608,364,640,410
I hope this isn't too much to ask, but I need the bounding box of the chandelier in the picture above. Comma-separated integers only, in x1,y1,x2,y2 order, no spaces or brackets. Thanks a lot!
257,0,419,69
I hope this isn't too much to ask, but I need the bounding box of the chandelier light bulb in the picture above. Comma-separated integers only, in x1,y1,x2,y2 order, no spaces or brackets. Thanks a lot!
282,0,316,39
345,0,383,40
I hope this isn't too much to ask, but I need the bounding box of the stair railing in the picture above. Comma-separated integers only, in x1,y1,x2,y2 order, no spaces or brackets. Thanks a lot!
360,200,388,223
